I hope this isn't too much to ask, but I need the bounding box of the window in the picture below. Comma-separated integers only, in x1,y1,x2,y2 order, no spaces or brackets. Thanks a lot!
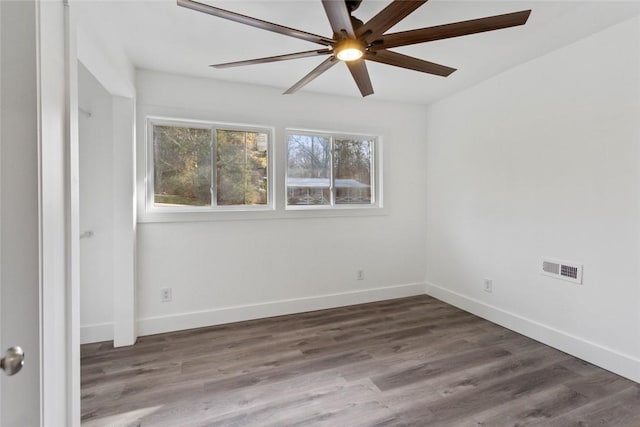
286,130,377,208
148,119,271,211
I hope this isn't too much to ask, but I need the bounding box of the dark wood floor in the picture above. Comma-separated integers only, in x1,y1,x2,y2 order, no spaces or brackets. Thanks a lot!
81,296,640,426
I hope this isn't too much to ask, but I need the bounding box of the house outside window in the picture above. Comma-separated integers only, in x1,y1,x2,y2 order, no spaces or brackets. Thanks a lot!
286,130,378,209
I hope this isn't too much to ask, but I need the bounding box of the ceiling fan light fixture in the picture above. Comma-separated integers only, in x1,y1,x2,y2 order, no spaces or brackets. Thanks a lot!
178,0,532,97
335,39,364,61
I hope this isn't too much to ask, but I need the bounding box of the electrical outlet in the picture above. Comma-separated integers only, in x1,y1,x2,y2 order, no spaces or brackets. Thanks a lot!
161,287,172,302
357,270,365,280
484,279,493,293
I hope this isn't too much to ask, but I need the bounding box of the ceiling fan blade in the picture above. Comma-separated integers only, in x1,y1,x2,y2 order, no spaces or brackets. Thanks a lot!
365,50,455,77
284,56,339,95
322,0,356,38
211,49,333,69
358,1,427,43
177,0,334,46
346,60,374,97
373,10,532,50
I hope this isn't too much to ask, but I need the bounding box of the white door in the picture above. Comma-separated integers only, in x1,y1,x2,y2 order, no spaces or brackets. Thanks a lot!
0,0,42,425
1,1,74,426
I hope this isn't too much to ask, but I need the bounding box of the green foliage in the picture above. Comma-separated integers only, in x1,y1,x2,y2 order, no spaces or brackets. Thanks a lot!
216,130,268,206
152,124,268,208
153,125,212,206
154,194,205,206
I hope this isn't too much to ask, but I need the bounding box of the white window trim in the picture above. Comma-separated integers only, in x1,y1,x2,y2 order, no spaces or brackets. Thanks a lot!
136,108,386,223
145,116,275,216
285,128,381,211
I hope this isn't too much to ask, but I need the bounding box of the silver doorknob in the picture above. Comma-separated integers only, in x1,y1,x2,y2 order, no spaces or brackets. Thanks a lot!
1,346,24,376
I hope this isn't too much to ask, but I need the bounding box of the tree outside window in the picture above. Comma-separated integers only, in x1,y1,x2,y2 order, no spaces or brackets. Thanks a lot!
151,121,270,209
287,131,375,207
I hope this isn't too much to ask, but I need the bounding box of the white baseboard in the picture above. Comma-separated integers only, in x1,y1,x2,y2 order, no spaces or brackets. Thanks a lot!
137,282,426,337
426,282,640,383
80,322,113,344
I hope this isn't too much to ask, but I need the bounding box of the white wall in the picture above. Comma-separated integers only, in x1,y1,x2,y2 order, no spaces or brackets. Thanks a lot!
111,95,137,347
135,70,428,335
425,17,640,381
78,62,115,342
76,24,135,98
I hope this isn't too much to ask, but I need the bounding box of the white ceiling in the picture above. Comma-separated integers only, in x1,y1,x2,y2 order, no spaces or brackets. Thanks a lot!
75,0,640,105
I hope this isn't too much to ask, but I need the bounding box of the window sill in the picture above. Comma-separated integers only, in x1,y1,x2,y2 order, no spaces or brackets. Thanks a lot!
137,204,387,223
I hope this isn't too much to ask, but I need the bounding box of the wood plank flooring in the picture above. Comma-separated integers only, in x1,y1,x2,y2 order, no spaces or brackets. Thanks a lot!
81,296,640,426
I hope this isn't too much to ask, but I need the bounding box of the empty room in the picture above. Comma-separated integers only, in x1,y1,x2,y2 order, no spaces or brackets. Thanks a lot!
1,0,639,425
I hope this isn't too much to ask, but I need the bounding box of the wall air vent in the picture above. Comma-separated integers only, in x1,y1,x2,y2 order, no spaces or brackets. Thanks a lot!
541,257,583,284
542,260,559,275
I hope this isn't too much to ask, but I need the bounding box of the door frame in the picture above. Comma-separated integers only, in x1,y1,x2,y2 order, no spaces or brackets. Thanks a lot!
0,0,77,425
39,0,80,425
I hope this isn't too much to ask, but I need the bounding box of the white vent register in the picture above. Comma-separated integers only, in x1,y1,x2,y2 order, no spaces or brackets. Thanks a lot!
541,257,583,284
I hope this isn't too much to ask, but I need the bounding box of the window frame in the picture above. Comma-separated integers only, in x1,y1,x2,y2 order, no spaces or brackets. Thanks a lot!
285,128,380,211
145,117,275,214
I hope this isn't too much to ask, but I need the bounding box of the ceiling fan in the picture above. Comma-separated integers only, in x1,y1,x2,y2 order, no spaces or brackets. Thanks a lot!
177,0,531,97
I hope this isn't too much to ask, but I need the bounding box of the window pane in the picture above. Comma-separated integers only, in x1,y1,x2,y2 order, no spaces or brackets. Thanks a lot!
334,138,372,204
153,125,212,207
216,130,268,206
287,134,331,205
